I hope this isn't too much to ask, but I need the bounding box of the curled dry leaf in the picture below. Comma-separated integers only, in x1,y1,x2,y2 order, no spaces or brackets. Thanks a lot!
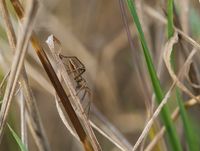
185,59,200,89
132,32,194,151
54,67,79,140
163,32,200,103
145,43,200,151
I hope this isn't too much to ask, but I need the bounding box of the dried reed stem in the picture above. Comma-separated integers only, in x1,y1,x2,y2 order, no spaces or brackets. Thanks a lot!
0,0,38,143
10,0,95,150
145,95,200,151
0,0,51,150
19,90,28,148
26,61,133,151
132,32,199,151
46,35,102,151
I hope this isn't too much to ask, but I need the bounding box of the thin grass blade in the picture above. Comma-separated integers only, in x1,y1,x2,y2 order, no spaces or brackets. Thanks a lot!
126,0,182,150
167,1,199,151
7,124,28,151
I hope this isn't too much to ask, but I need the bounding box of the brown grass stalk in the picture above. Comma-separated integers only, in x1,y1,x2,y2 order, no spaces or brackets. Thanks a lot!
132,31,200,151
26,60,132,151
0,0,51,150
145,95,200,151
46,35,102,151
10,0,96,150
0,0,38,144
144,45,200,151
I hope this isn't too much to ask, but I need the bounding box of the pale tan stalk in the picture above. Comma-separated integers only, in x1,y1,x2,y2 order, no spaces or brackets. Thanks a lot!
0,0,38,143
0,0,51,150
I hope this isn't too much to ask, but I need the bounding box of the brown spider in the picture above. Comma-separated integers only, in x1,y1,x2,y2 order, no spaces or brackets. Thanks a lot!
59,54,91,116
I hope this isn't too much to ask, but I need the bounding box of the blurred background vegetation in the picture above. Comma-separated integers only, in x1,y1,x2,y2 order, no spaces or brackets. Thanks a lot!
0,0,200,151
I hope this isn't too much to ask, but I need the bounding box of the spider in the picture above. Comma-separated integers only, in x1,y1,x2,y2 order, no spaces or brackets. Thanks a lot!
59,54,91,116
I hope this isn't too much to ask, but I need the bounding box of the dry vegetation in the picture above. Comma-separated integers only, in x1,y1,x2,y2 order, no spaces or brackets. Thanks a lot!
0,0,200,151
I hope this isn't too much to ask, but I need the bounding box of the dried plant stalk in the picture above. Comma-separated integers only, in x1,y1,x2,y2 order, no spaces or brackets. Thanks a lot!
163,37,199,102
144,4,200,54
10,0,96,150
0,0,16,49
0,0,38,142
145,94,200,151
145,32,199,151
131,32,199,151
26,60,133,151
19,90,28,148
0,0,51,150
46,35,101,151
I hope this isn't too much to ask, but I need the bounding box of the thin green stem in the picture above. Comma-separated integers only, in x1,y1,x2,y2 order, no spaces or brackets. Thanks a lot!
126,0,182,150
167,0,174,39
167,1,198,151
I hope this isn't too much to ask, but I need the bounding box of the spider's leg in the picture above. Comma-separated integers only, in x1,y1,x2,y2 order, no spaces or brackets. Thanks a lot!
59,55,77,60
74,68,85,80
60,56,85,70
81,87,91,118
75,80,86,96
77,84,91,118
74,82,91,117
59,55,86,79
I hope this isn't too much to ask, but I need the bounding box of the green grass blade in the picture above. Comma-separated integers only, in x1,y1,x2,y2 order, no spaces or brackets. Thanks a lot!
126,0,162,100
7,124,28,151
167,1,199,151
0,23,7,40
176,90,200,151
167,0,174,38
126,0,182,150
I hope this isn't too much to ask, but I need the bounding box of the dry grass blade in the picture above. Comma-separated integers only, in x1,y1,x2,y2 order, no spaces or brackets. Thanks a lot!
20,69,51,151
144,2,200,92
26,61,132,151
145,3,200,91
131,32,179,151
10,1,96,150
54,70,79,140
0,0,16,49
137,32,199,151
19,90,28,148
46,35,101,151
3,54,132,150
0,71,10,91
145,95,200,151
0,0,38,141
132,85,175,151
0,0,51,150
145,46,200,151
90,105,133,151
55,96,79,139
163,34,200,102
186,62,200,88
144,4,200,55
